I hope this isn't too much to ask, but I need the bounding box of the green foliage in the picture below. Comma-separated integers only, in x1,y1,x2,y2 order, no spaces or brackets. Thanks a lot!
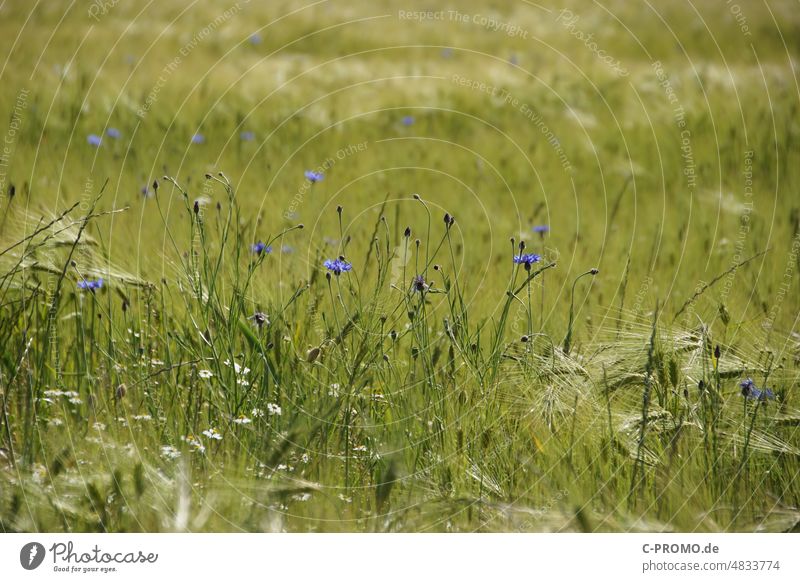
0,0,798,532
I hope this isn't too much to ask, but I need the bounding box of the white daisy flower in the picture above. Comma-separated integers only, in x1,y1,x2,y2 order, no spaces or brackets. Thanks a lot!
160,445,181,459
202,427,222,440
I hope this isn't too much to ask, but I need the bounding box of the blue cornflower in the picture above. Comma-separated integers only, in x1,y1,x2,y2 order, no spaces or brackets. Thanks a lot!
249,33,262,45
514,253,541,272
106,127,121,139
304,170,323,183
240,131,255,141
402,115,415,126
532,225,550,234
281,244,294,254
740,378,775,401
77,278,104,291
412,275,428,293
87,134,102,147
191,133,205,144
251,241,272,255
324,258,352,275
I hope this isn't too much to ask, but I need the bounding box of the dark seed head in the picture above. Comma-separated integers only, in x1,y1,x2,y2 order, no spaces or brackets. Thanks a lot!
590,268,599,275
193,200,200,214
404,226,411,238
714,345,721,359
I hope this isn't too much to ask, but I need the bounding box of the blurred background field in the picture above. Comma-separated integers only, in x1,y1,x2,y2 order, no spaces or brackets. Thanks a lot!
0,0,799,532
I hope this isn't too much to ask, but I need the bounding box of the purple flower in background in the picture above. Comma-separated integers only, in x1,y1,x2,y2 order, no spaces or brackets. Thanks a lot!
281,244,294,254
251,241,272,255
740,378,775,401
304,170,323,183
412,275,428,293
324,258,352,276
87,134,102,147
441,48,453,59
402,115,415,126
78,278,104,291
106,127,121,139
532,225,550,234
249,33,262,45
240,131,255,141
191,133,205,144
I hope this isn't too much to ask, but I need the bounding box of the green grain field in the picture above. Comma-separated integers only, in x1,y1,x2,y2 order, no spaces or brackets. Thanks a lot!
1,0,799,532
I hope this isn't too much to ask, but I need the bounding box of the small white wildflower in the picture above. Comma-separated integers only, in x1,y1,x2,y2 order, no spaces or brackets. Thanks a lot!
181,435,206,454
251,408,265,418
223,359,250,375
150,359,164,367
198,369,213,379
353,445,367,452
234,415,252,425
291,493,311,502
202,427,222,440
92,422,106,432
338,493,353,503
48,418,64,427
133,414,153,422
68,397,83,405
266,403,282,416
328,383,341,397
160,445,181,459
236,378,250,387
301,453,310,464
